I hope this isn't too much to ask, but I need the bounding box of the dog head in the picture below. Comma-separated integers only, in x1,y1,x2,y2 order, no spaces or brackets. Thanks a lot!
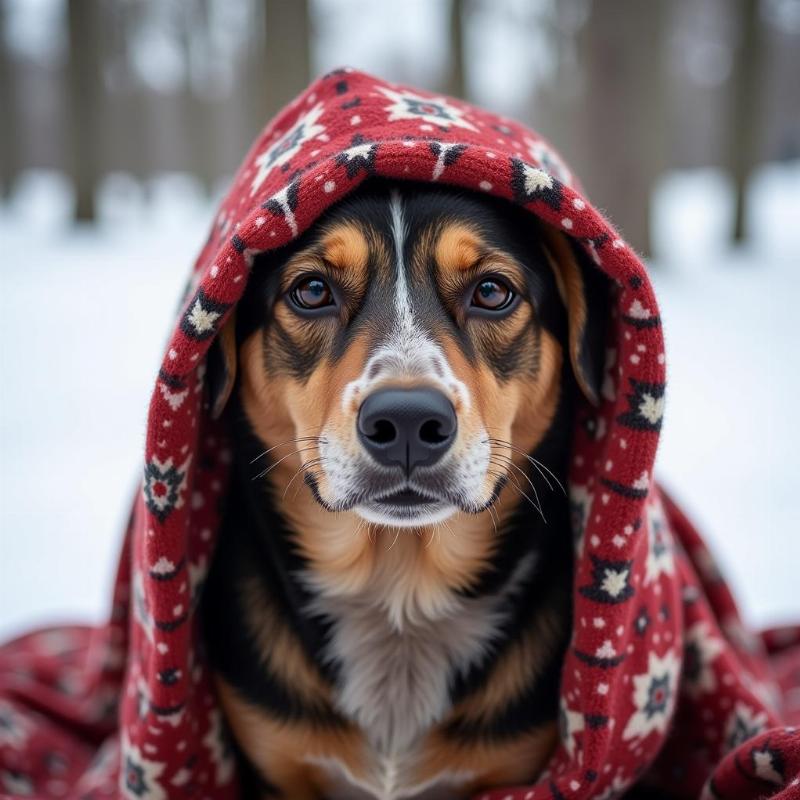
209,182,606,529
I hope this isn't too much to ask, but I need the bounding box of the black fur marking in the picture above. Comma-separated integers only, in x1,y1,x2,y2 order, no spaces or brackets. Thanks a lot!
443,641,564,741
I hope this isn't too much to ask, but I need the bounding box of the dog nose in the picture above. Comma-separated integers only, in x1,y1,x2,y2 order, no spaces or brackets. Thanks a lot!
357,388,457,473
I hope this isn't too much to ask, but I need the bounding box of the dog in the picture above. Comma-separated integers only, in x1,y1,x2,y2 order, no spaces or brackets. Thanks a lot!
201,180,607,799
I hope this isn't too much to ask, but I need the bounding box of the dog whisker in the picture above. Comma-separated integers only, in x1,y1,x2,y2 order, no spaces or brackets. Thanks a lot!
252,446,320,481
250,435,325,464
282,458,323,499
487,464,546,523
484,436,566,496
489,453,543,506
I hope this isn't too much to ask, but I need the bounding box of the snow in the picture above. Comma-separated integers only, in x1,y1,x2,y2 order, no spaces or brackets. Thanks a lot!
0,163,798,641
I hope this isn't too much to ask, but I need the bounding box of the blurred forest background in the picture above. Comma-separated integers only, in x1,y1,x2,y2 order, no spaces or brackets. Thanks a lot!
1,0,799,255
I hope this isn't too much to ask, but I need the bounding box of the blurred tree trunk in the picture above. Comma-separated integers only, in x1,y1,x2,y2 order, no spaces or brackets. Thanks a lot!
576,0,668,258
728,0,762,243
263,0,312,119
67,0,103,221
0,1,18,198
180,0,214,193
443,0,466,99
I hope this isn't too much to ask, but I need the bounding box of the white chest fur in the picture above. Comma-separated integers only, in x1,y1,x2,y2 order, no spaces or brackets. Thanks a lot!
302,546,535,800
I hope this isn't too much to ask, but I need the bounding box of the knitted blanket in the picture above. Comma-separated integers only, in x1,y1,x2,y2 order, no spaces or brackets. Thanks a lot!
1,68,798,800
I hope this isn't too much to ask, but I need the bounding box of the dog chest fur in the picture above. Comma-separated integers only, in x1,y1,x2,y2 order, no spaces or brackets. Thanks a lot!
302,539,536,798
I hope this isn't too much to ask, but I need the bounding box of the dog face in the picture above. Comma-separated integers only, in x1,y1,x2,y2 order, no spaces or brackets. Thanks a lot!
210,182,604,530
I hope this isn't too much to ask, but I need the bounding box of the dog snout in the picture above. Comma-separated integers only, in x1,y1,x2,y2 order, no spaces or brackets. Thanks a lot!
357,387,457,473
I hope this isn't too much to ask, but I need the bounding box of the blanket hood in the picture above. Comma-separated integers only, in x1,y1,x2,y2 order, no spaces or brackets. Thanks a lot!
1,69,798,800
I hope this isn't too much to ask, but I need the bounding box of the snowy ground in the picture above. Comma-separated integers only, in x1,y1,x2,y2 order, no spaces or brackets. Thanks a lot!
1,164,798,641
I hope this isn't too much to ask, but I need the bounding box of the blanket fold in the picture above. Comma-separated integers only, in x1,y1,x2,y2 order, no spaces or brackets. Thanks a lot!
1,68,797,800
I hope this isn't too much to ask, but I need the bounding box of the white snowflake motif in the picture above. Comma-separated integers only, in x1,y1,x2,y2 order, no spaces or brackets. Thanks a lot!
250,103,325,195
643,499,674,585
623,650,680,741
632,471,650,493
751,745,784,785
158,382,188,412
142,455,191,522
378,87,477,131
724,702,768,752
682,621,724,698
526,137,572,185
559,699,585,759
203,710,235,787
638,393,665,426
121,734,166,800
0,700,31,748
518,162,555,197
627,299,652,321
601,567,630,599
185,297,221,336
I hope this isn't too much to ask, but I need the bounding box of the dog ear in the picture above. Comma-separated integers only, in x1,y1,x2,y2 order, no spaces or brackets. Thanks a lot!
539,223,607,406
206,310,237,419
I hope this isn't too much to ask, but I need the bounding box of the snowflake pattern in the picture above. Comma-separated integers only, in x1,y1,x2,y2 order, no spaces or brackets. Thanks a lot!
142,455,190,522
250,102,325,195
0,701,30,748
724,702,768,752
643,499,674,585
623,650,680,741
559,699,585,759
378,87,477,131
121,736,166,800
682,621,724,698
580,555,635,604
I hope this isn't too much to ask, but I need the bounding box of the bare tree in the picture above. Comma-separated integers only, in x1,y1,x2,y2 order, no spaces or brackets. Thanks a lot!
727,0,762,243
575,0,668,257
67,0,104,221
0,1,18,198
262,0,312,119
443,0,466,99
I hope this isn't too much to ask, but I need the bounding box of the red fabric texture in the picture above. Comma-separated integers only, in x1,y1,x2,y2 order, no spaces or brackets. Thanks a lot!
1,68,798,800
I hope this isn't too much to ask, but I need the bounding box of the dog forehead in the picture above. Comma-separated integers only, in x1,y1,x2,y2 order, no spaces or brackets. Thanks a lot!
314,185,501,275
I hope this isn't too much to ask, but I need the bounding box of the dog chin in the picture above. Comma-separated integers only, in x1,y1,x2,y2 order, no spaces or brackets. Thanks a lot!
354,501,458,529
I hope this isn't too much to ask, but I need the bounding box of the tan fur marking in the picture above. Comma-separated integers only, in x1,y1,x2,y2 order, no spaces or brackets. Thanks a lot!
416,724,558,790
216,678,366,798
322,222,369,273
435,223,484,272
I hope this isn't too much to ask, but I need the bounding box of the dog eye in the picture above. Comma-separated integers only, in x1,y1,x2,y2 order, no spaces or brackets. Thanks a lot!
290,277,335,310
471,278,514,311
